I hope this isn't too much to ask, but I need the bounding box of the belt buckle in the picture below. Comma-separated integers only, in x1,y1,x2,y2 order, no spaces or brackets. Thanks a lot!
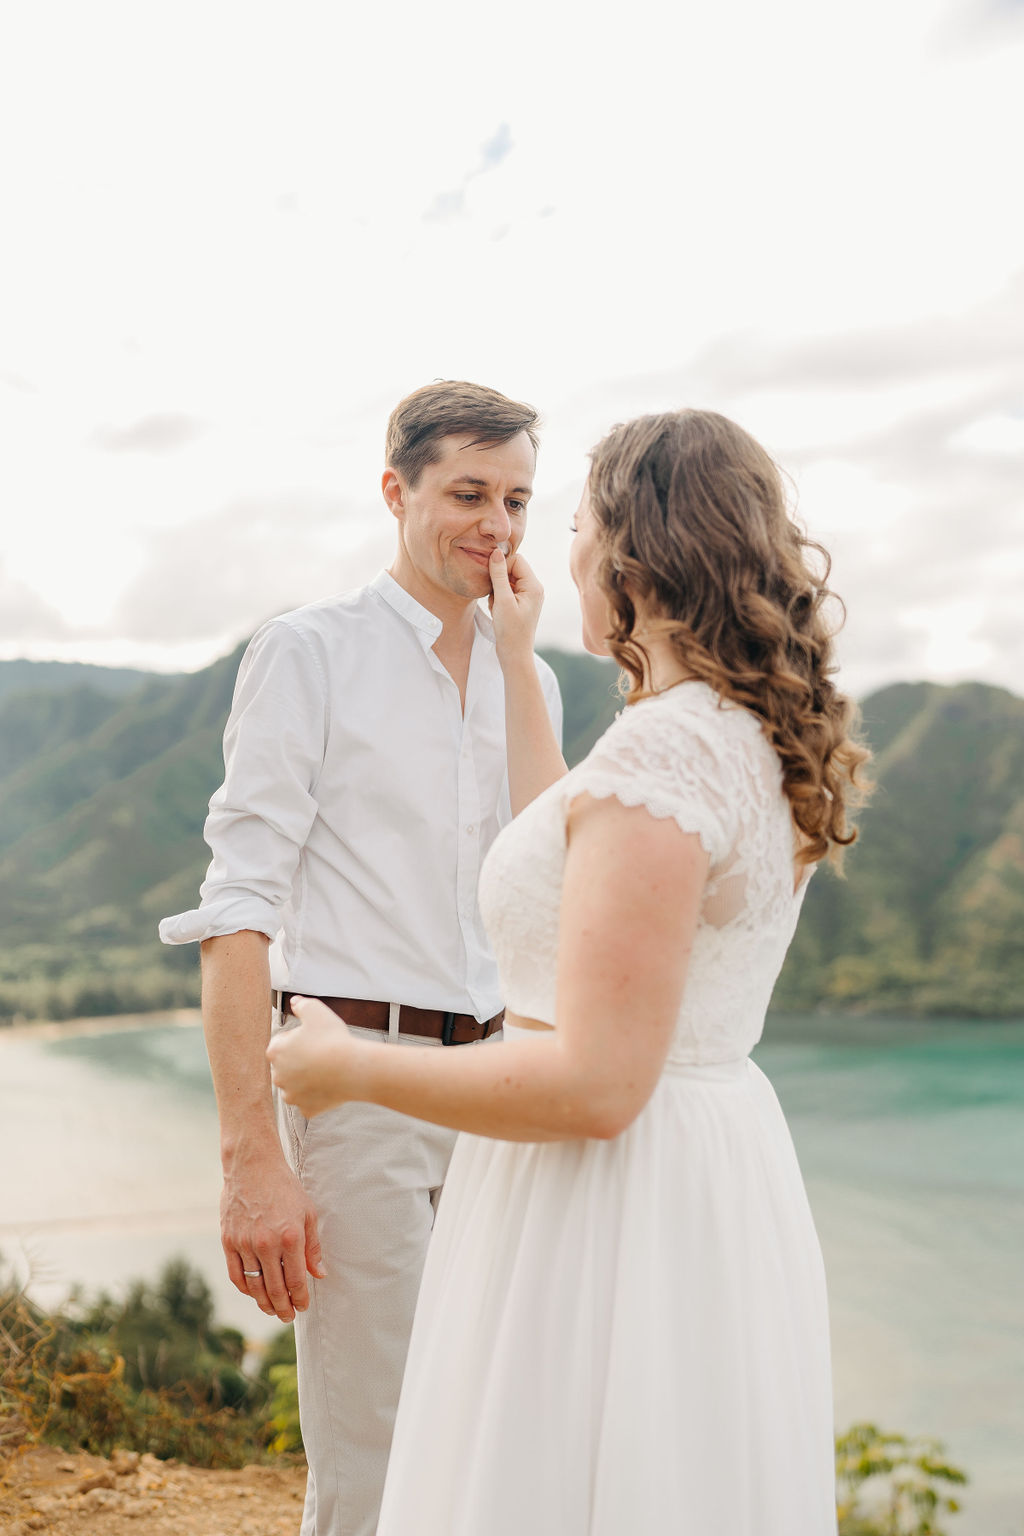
441,1010,457,1047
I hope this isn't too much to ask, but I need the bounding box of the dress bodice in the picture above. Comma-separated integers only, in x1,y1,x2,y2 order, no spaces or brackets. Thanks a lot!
478,681,811,1066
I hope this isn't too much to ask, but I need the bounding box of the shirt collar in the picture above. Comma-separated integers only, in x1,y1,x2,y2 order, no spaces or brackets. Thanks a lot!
370,569,497,649
472,605,497,645
369,570,442,641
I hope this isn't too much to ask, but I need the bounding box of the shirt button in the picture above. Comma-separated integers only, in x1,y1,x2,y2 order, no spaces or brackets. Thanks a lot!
466,824,476,835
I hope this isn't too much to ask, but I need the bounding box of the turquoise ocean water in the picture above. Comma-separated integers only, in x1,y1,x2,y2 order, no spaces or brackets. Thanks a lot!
1,1011,1021,1534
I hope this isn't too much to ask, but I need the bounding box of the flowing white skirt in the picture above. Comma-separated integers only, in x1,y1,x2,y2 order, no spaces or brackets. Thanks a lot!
378,1027,837,1535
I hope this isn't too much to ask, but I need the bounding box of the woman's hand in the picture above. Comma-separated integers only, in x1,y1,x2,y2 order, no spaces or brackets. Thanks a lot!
266,997,363,1117
488,548,544,669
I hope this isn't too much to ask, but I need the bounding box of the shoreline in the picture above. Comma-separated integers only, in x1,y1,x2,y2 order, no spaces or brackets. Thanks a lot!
0,1007,202,1043
2,1006,1023,1046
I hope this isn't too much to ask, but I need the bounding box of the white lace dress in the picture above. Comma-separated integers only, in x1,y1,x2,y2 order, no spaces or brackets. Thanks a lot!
377,682,837,1535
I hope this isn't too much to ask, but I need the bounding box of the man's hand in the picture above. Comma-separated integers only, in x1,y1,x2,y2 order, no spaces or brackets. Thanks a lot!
488,548,544,668
221,1152,325,1322
199,931,325,1322
267,997,364,1118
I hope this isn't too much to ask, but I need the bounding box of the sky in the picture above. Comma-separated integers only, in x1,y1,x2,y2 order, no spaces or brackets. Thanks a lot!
1,0,1022,700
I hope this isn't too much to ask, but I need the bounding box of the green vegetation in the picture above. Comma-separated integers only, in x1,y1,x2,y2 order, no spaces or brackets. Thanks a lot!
0,1255,289,1468
0,653,1021,1023
0,652,240,1024
836,1422,968,1535
266,1361,303,1455
774,680,1024,1016
0,659,166,708
0,1258,970,1527
538,646,621,764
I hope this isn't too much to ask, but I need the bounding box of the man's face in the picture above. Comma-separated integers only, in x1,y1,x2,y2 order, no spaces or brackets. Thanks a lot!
385,432,536,608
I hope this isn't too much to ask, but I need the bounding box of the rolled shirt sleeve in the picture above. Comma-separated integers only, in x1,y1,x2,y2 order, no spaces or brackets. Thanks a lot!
159,618,329,946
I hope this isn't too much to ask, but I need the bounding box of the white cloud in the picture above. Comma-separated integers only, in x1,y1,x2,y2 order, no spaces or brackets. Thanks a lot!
92,414,207,454
110,493,393,645
424,189,468,223
0,565,69,643
0,0,1020,696
477,123,513,173
424,122,516,221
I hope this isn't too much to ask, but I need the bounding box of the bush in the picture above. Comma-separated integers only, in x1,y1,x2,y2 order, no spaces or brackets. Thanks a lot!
0,1255,275,1469
836,1422,968,1536
256,1325,302,1454
75,1257,252,1407
267,1363,302,1454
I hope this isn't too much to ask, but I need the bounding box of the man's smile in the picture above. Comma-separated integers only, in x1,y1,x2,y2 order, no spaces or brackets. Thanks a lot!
459,543,510,568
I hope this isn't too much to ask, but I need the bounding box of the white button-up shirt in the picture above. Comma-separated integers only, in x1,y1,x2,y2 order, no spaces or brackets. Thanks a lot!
159,571,563,1022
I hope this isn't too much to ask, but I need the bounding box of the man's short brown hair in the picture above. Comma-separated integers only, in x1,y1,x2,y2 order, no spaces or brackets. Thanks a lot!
385,380,540,487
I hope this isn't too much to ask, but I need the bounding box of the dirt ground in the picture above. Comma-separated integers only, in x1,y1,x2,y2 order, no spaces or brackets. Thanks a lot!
0,1445,307,1535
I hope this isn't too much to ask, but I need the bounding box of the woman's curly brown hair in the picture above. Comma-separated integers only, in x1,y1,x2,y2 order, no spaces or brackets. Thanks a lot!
587,409,871,867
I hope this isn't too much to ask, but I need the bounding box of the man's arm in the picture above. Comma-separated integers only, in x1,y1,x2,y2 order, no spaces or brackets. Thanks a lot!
501,651,567,814
488,549,567,813
160,618,330,1321
202,929,325,1322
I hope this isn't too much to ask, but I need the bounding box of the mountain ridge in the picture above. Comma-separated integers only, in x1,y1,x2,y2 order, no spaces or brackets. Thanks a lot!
0,657,175,705
0,649,1020,1023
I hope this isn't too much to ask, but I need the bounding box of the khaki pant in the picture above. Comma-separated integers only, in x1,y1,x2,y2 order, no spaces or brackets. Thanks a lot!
276,1021,497,1536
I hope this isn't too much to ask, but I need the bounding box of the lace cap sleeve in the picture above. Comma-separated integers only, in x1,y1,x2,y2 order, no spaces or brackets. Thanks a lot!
563,689,739,867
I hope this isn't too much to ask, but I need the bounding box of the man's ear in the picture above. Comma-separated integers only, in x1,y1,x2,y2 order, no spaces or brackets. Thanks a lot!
382,468,405,520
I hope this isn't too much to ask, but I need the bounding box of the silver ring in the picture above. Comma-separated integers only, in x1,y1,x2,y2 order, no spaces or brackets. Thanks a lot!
242,1269,262,1278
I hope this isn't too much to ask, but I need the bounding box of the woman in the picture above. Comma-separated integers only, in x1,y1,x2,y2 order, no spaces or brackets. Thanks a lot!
268,409,869,1534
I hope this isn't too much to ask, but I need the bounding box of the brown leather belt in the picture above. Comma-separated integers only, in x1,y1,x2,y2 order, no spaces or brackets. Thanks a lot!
280,994,503,1046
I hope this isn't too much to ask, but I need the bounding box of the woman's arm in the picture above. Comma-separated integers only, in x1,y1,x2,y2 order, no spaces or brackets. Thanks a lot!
488,548,567,813
268,795,709,1141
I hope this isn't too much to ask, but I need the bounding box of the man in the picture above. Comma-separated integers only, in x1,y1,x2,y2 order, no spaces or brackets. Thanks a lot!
159,380,562,1535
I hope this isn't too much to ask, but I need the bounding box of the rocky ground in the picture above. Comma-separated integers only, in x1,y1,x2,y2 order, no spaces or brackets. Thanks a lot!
0,1446,307,1535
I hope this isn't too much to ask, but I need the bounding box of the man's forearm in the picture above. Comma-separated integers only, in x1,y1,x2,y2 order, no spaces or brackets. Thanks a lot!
201,930,281,1166
504,658,567,815
201,929,323,1319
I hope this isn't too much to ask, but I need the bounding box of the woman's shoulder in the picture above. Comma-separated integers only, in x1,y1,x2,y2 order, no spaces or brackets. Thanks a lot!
561,683,755,863
589,680,761,762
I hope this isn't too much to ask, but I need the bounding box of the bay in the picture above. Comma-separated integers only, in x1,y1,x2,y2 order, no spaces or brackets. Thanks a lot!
0,1010,1021,1535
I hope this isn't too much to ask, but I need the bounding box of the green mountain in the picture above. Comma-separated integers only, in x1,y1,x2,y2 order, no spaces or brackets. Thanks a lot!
538,648,621,764
0,685,125,782
0,653,241,1021
0,658,169,705
774,680,1024,1016
0,649,1020,1024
